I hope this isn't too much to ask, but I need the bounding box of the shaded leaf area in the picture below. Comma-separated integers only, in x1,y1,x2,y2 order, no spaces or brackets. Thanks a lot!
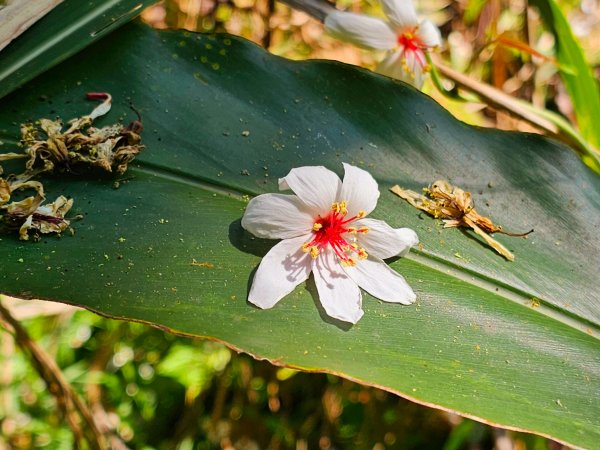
0,0,156,100
0,23,599,448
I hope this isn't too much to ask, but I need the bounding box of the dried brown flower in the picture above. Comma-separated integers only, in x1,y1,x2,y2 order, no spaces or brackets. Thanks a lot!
0,93,144,240
0,179,73,240
390,180,532,261
16,92,144,183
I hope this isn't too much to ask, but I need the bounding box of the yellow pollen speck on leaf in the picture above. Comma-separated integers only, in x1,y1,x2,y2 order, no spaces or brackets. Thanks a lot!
313,222,323,231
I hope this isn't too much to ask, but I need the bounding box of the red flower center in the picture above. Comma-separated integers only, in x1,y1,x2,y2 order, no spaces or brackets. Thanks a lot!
302,201,369,266
397,32,420,51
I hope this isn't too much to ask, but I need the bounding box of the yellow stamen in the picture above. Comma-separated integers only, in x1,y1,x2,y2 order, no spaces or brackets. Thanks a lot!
341,258,357,267
313,222,323,231
357,210,366,218
347,227,357,234
309,246,319,259
301,243,310,252
358,248,368,260
331,201,349,216
357,226,369,234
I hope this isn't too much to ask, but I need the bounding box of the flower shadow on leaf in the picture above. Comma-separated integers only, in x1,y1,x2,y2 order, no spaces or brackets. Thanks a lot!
228,218,353,331
228,219,273,310
228,218,274,258
304,276,353,331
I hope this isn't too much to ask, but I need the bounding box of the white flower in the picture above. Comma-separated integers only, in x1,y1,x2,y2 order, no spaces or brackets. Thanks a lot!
241,163,418,324
324,0,441,88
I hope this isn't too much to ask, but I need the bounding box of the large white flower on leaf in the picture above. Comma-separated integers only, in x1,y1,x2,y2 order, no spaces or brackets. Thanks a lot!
325,0,441,88
241,163,418,324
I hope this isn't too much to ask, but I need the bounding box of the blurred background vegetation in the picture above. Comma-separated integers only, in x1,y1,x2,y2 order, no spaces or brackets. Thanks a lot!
2,0,598,448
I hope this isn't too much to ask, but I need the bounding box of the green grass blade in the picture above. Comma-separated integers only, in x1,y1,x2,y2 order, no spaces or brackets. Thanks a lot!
530,0,600,152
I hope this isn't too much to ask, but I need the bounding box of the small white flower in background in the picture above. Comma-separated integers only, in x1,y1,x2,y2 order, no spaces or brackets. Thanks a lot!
324,0,441,88
241,163,418,324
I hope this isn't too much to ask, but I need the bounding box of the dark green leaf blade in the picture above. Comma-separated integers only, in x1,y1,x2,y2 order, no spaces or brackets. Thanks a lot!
0,0,155,100
0,23,599,448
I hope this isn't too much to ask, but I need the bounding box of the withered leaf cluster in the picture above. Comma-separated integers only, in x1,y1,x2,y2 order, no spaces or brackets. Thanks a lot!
390,180,532,261
0,93,144,241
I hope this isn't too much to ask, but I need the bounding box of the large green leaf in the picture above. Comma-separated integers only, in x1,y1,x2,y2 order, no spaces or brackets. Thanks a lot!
1,22,599,448
0,0,155,100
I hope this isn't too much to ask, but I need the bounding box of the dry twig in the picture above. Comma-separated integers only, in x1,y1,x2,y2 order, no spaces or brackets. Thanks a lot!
0,299,106,450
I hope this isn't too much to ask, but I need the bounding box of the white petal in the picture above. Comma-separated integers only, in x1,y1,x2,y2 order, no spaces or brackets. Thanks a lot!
325,11,397,50
278,166,341,213
248,235,313,309
313,249,364,324
242,193,314,239
339,163,380,218
405,49,425,88
376,50,408,81
354,218,418,259
416,20,441,48
380,0,418,31
343,257,416,304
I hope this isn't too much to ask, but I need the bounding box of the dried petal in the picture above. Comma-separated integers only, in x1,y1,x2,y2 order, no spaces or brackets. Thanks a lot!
14,92,143,180
0,178,10,205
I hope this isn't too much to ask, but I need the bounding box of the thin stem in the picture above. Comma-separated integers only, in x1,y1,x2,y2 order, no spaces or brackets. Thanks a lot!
428,54,600,173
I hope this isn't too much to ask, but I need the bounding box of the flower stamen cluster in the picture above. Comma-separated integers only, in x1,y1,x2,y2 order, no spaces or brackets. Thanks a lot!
301,201,369,266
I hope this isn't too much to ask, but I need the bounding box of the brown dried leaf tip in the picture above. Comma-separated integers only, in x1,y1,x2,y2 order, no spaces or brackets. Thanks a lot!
0,93,144,240
390,181,532,261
